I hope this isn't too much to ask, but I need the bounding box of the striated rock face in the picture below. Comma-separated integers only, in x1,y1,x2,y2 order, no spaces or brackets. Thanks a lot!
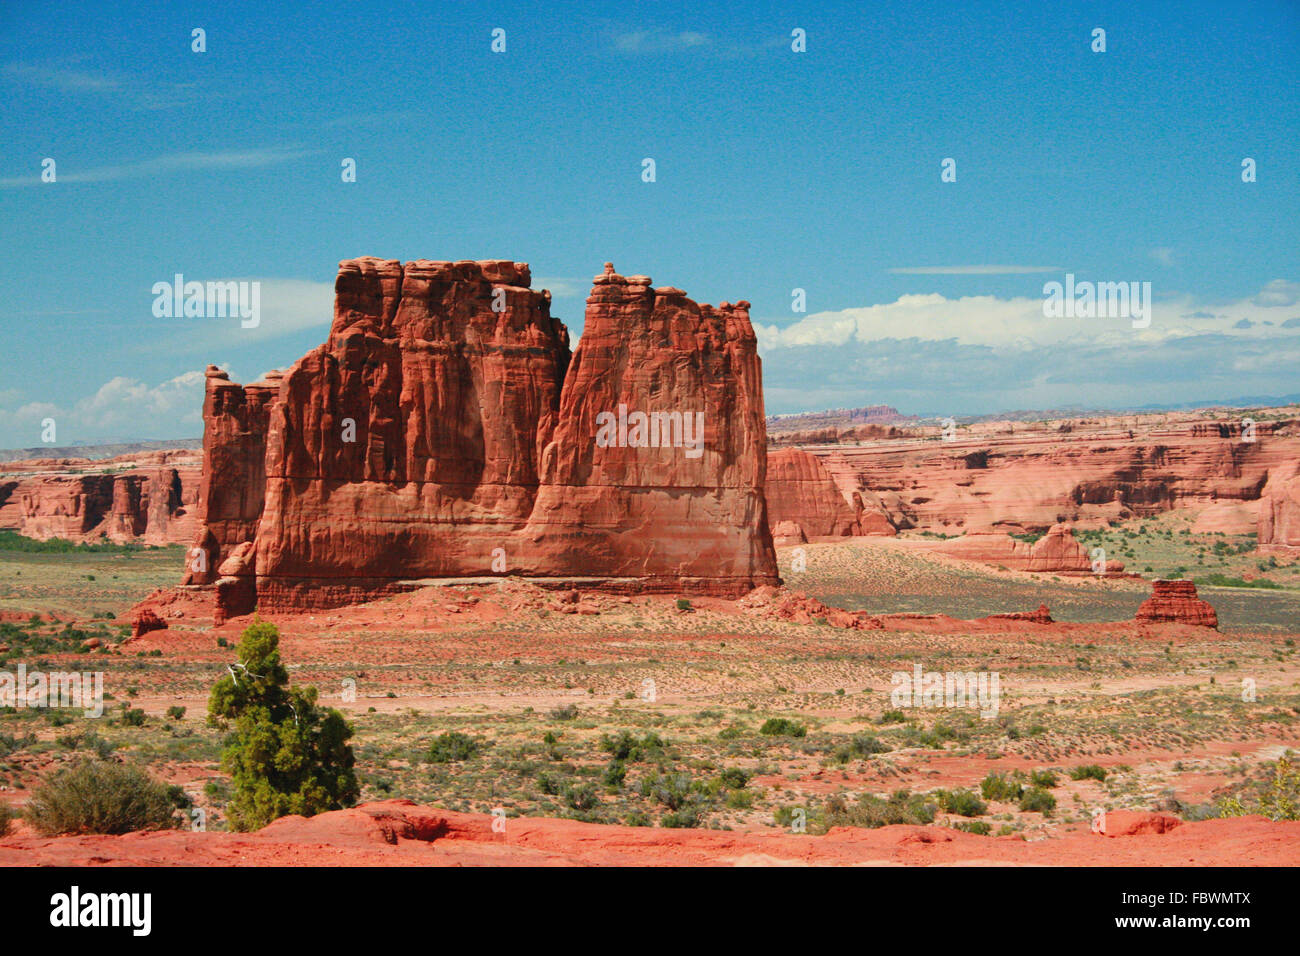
0,452,199,545
1135,580,1218,627
1259,462,1300,552
169,258,778,617
518,264,778,596
765,448,895,539
930,523,1124,574
806,418,1299,536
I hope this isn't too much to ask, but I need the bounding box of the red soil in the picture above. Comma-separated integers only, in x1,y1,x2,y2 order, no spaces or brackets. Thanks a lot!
2,800,1294,866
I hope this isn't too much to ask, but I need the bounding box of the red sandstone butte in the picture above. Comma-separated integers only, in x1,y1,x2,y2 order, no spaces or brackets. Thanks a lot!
765,448,895,540
168,258,778,617
518,264,779,596
1135,579,1218,628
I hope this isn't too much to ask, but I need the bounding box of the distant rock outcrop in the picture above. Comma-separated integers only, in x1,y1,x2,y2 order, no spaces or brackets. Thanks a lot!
1259,462,1300,552
0,451,200,545
765,448,894,539
1135,580,1218,628
162,258,779,618
930,523,1124,574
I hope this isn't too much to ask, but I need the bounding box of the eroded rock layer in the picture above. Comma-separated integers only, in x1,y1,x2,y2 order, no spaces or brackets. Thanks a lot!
172,258,778,616
0,451,200,545
1135,579,1218,627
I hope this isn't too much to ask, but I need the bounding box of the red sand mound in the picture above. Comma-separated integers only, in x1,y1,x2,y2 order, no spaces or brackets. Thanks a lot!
2,800,1295,867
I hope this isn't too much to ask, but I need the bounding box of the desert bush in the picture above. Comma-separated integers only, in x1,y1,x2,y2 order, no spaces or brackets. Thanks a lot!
953,819,992,835
1019,787,1057,814
832,733,890,763
935,788,987,817
824,789,936,829
426,731,480,763
548,704,579,721
600,730,666,762
759,717,807,738
980,771,1025,802
640,771,696,810
565,782,599,811
1069,764,1107,782
207,620,359,831
24,759,178,835
0,803,12,837
1029,769,1059,789
165,706,186,721
1218,756,1300,821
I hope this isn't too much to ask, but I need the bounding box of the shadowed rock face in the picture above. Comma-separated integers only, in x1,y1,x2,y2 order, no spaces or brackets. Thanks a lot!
765,447,896,540
176,258,778,615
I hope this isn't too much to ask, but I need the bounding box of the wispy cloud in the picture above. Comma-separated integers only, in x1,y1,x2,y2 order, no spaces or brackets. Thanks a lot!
888,265,1062,275
0,146,317,189
1150,247,1177,267
5,63,121,93
4,61,204,111
613,29,712,53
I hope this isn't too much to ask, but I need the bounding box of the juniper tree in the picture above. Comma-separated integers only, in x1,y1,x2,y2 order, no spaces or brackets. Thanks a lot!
208,619,359,831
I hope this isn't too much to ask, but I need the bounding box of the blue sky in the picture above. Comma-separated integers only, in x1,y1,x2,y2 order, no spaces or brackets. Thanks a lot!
1,0,1297,446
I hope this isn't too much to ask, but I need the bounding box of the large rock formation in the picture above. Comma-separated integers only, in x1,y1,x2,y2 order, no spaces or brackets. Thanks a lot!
1259,462,1300,552
166,258,779,617
518,265,777,596
1135,579,1218,627
0,451,200,545
929,523,1124,574
805,417,1299,536
765,448,889,540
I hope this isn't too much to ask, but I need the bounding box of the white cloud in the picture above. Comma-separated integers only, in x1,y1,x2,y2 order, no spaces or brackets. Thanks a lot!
1149,247,1177,266
0,371,209,447
614,30,711,53
0,146,316,189
139,277,335,349
755,281,1300,354
1252,279,1300,308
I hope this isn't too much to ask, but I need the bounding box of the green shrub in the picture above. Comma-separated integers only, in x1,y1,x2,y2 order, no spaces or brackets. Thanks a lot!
565,782,599,811
717,767,751,789
1218,756,1300,821
759,717,807,737
207,620,359,831
833,733,890,763
165,706,186,721
661,807,701,828
675,598,693,611
953,819,992,835
426,731,480,763
935,788,987,817
823,789,936,829
600,730,666,762
0,803,12,837
980,771,1025,802
1019,787,1057,814
878,709,906,724
548,704,579,721
24,759,179,835
1029,769,1058,789
1069,764,1107,782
